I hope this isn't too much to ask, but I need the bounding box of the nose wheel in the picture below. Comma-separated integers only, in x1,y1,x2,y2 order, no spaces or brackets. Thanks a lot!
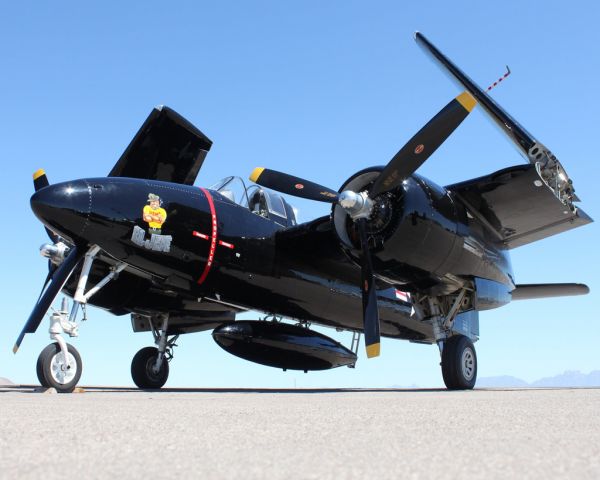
36,342,82,393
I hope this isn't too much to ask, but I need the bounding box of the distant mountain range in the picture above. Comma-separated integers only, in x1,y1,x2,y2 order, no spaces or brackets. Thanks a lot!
476,370,600,388
2,371,599,389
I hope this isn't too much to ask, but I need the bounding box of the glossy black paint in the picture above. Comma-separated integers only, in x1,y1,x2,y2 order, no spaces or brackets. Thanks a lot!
212,321,357,371
333,168,513,295
30,170,511,344
109,106,213,185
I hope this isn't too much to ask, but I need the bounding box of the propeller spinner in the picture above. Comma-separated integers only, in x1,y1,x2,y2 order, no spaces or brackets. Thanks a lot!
249,90,477,358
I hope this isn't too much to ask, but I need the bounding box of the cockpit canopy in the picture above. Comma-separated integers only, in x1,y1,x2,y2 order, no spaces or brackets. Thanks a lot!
210,176,298,227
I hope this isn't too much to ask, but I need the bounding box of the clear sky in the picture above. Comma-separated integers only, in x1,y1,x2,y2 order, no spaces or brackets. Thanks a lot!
1,1,598,388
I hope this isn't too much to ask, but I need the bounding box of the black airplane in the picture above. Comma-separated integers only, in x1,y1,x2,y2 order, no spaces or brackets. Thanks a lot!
15,33,591,393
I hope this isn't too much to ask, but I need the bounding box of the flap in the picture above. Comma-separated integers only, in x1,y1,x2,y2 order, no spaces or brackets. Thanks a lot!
448,164,592,249
109,106,213,185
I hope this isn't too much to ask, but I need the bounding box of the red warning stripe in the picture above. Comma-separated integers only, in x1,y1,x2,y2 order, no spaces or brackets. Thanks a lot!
197,188,218,285
192,231,209,240
218,240,234,249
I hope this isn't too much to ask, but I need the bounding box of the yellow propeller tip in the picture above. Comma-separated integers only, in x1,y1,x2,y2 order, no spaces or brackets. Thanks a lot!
13,344,19,354
33,168,46,180
249,167,265,183
456,91,477,112
366,343,380,358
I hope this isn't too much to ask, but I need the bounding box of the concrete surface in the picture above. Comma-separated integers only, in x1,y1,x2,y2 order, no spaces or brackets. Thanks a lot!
0,386,598,479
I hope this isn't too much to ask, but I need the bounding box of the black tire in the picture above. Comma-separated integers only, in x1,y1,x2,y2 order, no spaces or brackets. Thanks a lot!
441,335,477,390
36,353,50,388
37,342,82,393
131,347,169,389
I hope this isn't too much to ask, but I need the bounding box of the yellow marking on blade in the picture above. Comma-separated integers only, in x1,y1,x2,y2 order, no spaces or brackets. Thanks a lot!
249,167,265,183
456,91,477,112
366,343,380,358
13,344,19,354
33,168,46,180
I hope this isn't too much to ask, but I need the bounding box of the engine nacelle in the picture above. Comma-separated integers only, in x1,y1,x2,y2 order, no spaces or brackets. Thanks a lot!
332,167,464,292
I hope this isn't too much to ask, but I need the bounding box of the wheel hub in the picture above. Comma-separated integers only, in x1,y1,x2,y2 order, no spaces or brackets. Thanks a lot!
50,351,77,384
461,348,475,381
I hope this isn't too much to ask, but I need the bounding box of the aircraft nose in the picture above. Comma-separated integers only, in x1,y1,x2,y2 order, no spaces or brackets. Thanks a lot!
30,180,92,242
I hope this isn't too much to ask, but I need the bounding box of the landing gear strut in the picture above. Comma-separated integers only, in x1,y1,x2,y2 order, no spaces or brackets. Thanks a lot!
131,314,178,389
419,291,478,390
35,245,127,392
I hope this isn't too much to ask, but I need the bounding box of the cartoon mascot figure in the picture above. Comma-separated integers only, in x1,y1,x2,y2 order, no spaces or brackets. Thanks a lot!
143,193,167,235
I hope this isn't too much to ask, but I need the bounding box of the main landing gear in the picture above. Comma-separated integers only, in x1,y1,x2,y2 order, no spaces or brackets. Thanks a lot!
422,292,478,390
36,245,127,393
440,335,477,390
131,314,178,389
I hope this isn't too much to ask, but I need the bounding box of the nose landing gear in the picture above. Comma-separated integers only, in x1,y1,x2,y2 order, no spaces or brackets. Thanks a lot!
37,342,82,393
33,245,128,393
36,298,82,393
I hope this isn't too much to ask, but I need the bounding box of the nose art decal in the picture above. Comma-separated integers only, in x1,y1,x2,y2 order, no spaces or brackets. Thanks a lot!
130,193,172,252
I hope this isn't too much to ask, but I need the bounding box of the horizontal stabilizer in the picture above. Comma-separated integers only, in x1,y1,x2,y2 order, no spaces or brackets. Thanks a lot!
109,106,212,185
511,283,589,301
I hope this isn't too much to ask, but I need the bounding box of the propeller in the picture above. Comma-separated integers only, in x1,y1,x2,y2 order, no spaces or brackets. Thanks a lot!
33,169,60,244
249,90,477,358
14,169,81,352
14,245,81,353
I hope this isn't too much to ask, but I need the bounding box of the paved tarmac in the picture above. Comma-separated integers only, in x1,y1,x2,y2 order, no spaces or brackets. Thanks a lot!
0,386,598,479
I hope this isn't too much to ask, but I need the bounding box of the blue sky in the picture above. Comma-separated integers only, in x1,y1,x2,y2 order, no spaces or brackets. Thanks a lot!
1,1,598,387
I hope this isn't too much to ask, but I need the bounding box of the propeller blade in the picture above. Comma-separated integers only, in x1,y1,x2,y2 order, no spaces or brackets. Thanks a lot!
415,31,537,160
36,266,54,304
13,246,81,353
249,167,340,203
356,218,380,358
32,169,60,243
370,91,477,197
33,168,49,191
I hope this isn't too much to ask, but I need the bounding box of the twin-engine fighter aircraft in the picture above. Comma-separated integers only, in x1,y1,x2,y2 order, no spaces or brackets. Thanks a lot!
15,33,591,392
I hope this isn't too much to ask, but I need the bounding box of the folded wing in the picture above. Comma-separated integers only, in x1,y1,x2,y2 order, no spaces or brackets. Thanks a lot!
447,164,592,249
109,106,213,185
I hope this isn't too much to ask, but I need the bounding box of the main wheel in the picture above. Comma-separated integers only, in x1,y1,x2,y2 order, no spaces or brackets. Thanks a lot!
441,335,477,390
37,342,82,393
131,347,169,389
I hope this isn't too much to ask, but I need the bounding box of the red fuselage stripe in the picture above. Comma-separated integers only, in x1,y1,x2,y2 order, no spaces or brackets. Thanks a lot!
197,188,218,285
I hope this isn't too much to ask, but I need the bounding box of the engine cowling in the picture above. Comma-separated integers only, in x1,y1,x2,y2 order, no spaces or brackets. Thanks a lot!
332,167,464,292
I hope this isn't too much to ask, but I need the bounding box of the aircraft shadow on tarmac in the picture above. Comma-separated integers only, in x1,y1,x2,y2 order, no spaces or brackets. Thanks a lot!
1,385,592,394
